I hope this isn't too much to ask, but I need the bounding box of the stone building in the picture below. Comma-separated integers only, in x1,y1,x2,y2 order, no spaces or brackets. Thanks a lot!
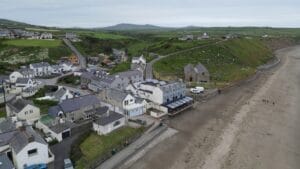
184,63,210,83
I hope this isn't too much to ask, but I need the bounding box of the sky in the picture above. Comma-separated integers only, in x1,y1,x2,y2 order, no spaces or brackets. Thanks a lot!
1,0,300,28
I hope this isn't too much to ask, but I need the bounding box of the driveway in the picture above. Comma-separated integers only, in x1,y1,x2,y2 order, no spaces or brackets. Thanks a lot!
49,132,84,169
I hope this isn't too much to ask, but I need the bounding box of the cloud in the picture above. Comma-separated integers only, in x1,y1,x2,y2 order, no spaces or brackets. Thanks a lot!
1,0,300,27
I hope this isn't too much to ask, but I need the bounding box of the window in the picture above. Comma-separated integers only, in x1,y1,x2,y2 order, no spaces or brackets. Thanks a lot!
113,121,121,127
124,100,129,105
25,111,28,115
28,149,38,156
30,110,33,113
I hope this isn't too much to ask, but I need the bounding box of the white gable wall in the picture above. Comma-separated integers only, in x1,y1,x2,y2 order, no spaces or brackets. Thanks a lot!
12,142,50,169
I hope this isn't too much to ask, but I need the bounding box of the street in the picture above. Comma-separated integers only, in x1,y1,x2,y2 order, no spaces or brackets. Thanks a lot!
126,46,300,169
63,38,86,68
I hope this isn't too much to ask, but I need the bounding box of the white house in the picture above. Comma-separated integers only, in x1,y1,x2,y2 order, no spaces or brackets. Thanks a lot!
40,32,52,39
131,55,146,73
50,65,63,74
39,87,73,102
15,78,37,89
36,115,74,142
9,68,35,83
10,126,54,169
101,88,147,117
6,97,41,124
59,62,73,72
93,111,125,135
127,79,186,105
29,62,52,77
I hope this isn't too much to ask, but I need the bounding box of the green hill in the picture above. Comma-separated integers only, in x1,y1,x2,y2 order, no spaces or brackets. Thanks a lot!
153,38,273,85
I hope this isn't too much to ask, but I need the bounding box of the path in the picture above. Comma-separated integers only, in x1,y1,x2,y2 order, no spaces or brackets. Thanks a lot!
127,46,300,169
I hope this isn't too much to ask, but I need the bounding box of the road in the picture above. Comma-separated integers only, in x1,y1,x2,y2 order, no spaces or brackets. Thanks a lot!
126,46,300,169
145,40,225,79
63,38,86,68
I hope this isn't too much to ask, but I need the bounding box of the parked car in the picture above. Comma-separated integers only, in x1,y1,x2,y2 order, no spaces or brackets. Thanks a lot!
64,158,74,169
190,86,204,94
25,163,47,169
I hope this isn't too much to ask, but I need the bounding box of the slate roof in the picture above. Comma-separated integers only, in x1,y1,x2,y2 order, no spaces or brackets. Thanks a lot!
10,126,47,154
106,88,129,103
18,68,34,76
194,63,208,73
16,78,30,84
94,111,124,126
48,95,100,116
49,120,75,134
0,154,14,169
48,87,70,100
30,62,50,68
0,118,17,147
7,98,34,113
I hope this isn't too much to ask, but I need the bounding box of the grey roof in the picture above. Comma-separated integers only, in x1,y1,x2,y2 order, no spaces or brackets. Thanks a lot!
100,75,116,84
10,126,47,154
7,98,34,113
48,87,70,100
48,105,62,117
18,68,34,76
49,121,75,134
0,154,14,169
94,111,124,126
0,75,8,84
50,95,100,114
194,63,208,73
30,62,50,68
15,77,30,84
0,118,17,147
105,88,129,103
0,118,16,133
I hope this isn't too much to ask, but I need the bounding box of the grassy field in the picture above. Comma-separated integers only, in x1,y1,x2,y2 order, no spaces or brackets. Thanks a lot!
153,38,272,84
74,127,144,169
2,39,62,47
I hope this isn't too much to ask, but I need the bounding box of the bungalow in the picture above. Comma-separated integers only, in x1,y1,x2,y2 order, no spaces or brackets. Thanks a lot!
101,88,147,117
11,126,54,169
48,95,101,122
9,68,35,83
45,87,73,102
29,62,52,77
6,97,40,124
93,111,125,135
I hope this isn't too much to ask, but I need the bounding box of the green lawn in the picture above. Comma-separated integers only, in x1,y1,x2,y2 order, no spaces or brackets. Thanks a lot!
79,31,130,40
2,39,62,48
153,38,272,84
57,75,81,86
109,62,131,74
74,127,144,169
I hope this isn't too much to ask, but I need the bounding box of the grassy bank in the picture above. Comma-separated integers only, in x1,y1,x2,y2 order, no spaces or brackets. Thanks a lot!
73,127,144,169
153,38,272,84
